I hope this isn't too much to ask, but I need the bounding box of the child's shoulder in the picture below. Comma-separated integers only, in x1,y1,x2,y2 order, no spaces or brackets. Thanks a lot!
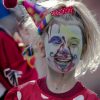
79,83,100,100
73,81,100,100
85,89,100,100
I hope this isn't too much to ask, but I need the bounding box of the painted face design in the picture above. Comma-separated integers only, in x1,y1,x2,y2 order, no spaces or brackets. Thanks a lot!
44,22,83,73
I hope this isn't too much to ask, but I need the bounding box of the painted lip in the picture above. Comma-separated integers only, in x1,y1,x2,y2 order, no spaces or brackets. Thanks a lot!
55,59,74,72
48,53,74,72
54,54,72,63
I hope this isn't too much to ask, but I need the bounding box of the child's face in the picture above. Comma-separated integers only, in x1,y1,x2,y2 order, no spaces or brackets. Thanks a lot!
44,22,83,73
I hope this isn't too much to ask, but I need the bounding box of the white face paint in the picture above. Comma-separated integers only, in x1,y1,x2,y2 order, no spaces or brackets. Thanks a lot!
44,21,83,73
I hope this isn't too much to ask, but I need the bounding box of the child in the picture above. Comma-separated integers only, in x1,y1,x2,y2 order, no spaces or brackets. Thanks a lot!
4,0,100,100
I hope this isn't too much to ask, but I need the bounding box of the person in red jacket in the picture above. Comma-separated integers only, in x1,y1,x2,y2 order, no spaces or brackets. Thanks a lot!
0,0,38,99
4,0,100,100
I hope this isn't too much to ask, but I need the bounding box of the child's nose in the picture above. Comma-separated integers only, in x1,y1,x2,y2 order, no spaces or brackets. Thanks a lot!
60,44,70,55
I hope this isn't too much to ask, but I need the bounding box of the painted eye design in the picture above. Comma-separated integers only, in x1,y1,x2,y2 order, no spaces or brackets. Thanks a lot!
70,43,78,48
49,36,62,45
68,38,80,48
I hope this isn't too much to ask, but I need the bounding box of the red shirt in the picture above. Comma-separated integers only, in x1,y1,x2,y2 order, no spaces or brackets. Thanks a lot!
0,30,38,90
5,77,100,100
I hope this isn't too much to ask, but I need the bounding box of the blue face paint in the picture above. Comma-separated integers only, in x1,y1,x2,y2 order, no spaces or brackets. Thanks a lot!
48,36,62,44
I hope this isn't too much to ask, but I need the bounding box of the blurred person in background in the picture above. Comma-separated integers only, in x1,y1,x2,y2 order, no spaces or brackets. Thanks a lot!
18,15,47,78
0,0,38,99
18,17,38,70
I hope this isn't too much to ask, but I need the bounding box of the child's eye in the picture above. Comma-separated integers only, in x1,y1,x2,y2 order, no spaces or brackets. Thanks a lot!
68,38,80,48
49,36,62,45
70,43,78,48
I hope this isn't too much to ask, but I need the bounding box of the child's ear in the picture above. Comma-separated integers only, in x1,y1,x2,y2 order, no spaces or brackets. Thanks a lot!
37,39,46,58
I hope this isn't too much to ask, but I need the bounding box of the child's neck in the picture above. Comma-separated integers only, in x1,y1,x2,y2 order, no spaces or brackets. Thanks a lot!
46,68,77,93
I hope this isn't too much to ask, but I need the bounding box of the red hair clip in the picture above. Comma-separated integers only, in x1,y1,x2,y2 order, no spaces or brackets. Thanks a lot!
51,6,74,16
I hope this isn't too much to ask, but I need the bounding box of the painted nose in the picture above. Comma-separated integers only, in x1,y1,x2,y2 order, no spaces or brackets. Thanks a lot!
59,44,70,58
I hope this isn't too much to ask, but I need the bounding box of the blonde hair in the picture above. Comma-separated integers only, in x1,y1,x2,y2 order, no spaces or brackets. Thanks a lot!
39,0,100,76
69,1,100,76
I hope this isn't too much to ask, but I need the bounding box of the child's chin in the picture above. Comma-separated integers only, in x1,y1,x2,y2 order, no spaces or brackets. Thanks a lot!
55,68,75,74
55,62,74,73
